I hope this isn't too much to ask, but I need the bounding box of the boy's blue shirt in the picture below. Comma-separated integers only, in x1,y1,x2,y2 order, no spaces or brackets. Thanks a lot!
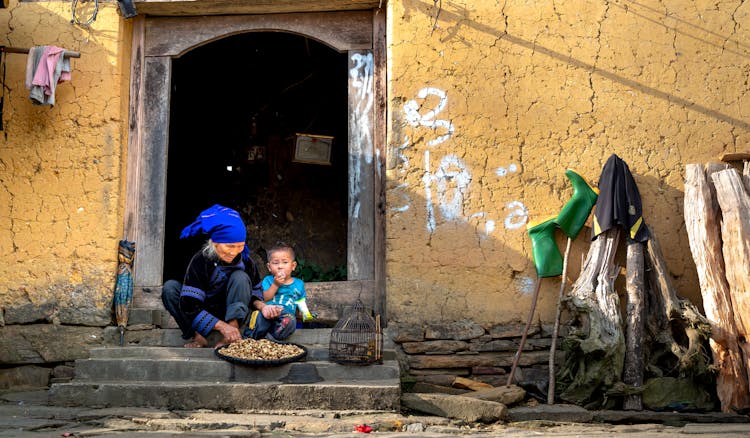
261,276,306,316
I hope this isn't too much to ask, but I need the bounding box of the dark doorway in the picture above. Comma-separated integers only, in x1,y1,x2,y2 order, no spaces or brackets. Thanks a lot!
163,32,349,283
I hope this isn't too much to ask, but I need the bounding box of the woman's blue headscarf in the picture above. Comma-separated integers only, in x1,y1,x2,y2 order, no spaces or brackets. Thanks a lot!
180,204,250,259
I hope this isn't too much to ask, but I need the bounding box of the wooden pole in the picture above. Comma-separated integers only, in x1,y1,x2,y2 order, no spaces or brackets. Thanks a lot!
547,237,572,404
0,46,81,58
622,241,645,410
506,277,542,387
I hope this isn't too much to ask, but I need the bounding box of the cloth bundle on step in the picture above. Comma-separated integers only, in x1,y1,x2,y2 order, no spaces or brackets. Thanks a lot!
25,45,72,106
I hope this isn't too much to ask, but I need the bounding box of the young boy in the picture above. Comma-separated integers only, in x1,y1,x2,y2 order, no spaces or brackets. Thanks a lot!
244,242,306,341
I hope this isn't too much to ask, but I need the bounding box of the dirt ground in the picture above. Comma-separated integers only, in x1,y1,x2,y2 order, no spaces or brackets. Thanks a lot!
1,389,749,437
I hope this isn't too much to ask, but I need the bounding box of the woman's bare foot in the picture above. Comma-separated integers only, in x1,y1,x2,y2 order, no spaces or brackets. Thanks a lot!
213,337,237,349
184,333,208,348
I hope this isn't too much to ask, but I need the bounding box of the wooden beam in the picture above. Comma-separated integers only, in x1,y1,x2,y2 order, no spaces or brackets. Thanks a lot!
347,49,375,281
133,56,171,291
372,9,387,324
720,152,750,162
1,46,80,58
124,15,145,243
135,0,382,16
145,12,374,57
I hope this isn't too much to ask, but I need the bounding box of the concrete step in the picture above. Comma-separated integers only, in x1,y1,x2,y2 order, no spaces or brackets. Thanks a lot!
74,348,400,382
111,327,395,352
105,328,397,361
49,327,402,411
48,380,401,410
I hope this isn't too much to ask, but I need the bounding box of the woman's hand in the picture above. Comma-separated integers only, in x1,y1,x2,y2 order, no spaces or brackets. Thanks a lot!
214,320,241,344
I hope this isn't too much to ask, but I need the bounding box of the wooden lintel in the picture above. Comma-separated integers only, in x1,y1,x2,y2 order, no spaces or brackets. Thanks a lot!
720,152,750,162
135,0,382,16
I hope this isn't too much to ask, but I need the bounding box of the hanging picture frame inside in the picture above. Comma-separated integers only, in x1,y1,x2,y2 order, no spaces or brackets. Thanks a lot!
293,133,333,165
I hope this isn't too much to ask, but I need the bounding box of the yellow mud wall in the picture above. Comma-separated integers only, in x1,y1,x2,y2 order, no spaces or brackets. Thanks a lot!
386,0,750,325
0,2,130,324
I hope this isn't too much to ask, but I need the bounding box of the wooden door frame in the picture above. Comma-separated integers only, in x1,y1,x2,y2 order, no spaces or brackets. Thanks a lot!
124,10,386,323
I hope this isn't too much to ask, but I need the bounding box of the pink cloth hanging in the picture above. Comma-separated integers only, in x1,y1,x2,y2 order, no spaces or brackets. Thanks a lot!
25,45,72,106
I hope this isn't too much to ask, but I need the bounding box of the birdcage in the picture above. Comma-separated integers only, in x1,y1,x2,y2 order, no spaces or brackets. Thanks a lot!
329,299,382,365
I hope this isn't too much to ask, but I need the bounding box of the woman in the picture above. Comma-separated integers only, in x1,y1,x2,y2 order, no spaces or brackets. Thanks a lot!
161,204,281,348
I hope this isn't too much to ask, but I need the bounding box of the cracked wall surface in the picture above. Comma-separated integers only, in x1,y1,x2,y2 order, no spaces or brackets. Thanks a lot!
0,2,130,325
0,0,748,331
386,0,750,325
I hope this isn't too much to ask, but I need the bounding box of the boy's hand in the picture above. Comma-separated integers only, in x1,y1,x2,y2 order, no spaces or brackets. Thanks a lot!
274,271,286,285
261,304,282,319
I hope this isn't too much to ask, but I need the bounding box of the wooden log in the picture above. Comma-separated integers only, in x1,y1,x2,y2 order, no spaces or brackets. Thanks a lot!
623,241,645,410
720,152,750,162
558,228,624,408
711,168,750,385
684,163,750,413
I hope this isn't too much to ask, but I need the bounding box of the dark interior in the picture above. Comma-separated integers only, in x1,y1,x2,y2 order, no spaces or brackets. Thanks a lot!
163,32,349,283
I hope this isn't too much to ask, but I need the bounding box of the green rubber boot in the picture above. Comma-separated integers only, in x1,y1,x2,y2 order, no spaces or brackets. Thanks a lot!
554,169,599,239
527,215,563,278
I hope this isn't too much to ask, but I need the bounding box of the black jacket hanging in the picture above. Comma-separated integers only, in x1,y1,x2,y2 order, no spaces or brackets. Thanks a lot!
592,153,650,242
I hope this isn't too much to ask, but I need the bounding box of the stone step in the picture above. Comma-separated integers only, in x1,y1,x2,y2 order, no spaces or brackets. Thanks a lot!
127,308,341,339
74,349,400,382
48,380,401,410
102,329,396,362
112,327,395,354
49,326,402,412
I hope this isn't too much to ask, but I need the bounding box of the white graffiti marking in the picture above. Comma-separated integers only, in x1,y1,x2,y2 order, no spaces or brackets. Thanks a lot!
496,163,518,177
470,212,497,235
504,201,529,230
423,150,437,233
400,87,529,235
391,183,411,213
434,154,471,221
348,52,374,220
390,137,412,213
403,87,455,147
515,275,536,295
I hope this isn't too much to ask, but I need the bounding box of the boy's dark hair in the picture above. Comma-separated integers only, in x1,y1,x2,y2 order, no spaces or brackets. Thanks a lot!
267,241,295,261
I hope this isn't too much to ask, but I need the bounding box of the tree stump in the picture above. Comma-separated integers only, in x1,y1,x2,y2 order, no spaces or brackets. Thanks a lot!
684,163,750,413
641,225,715,410
643,226,711,375
558,228,624,408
